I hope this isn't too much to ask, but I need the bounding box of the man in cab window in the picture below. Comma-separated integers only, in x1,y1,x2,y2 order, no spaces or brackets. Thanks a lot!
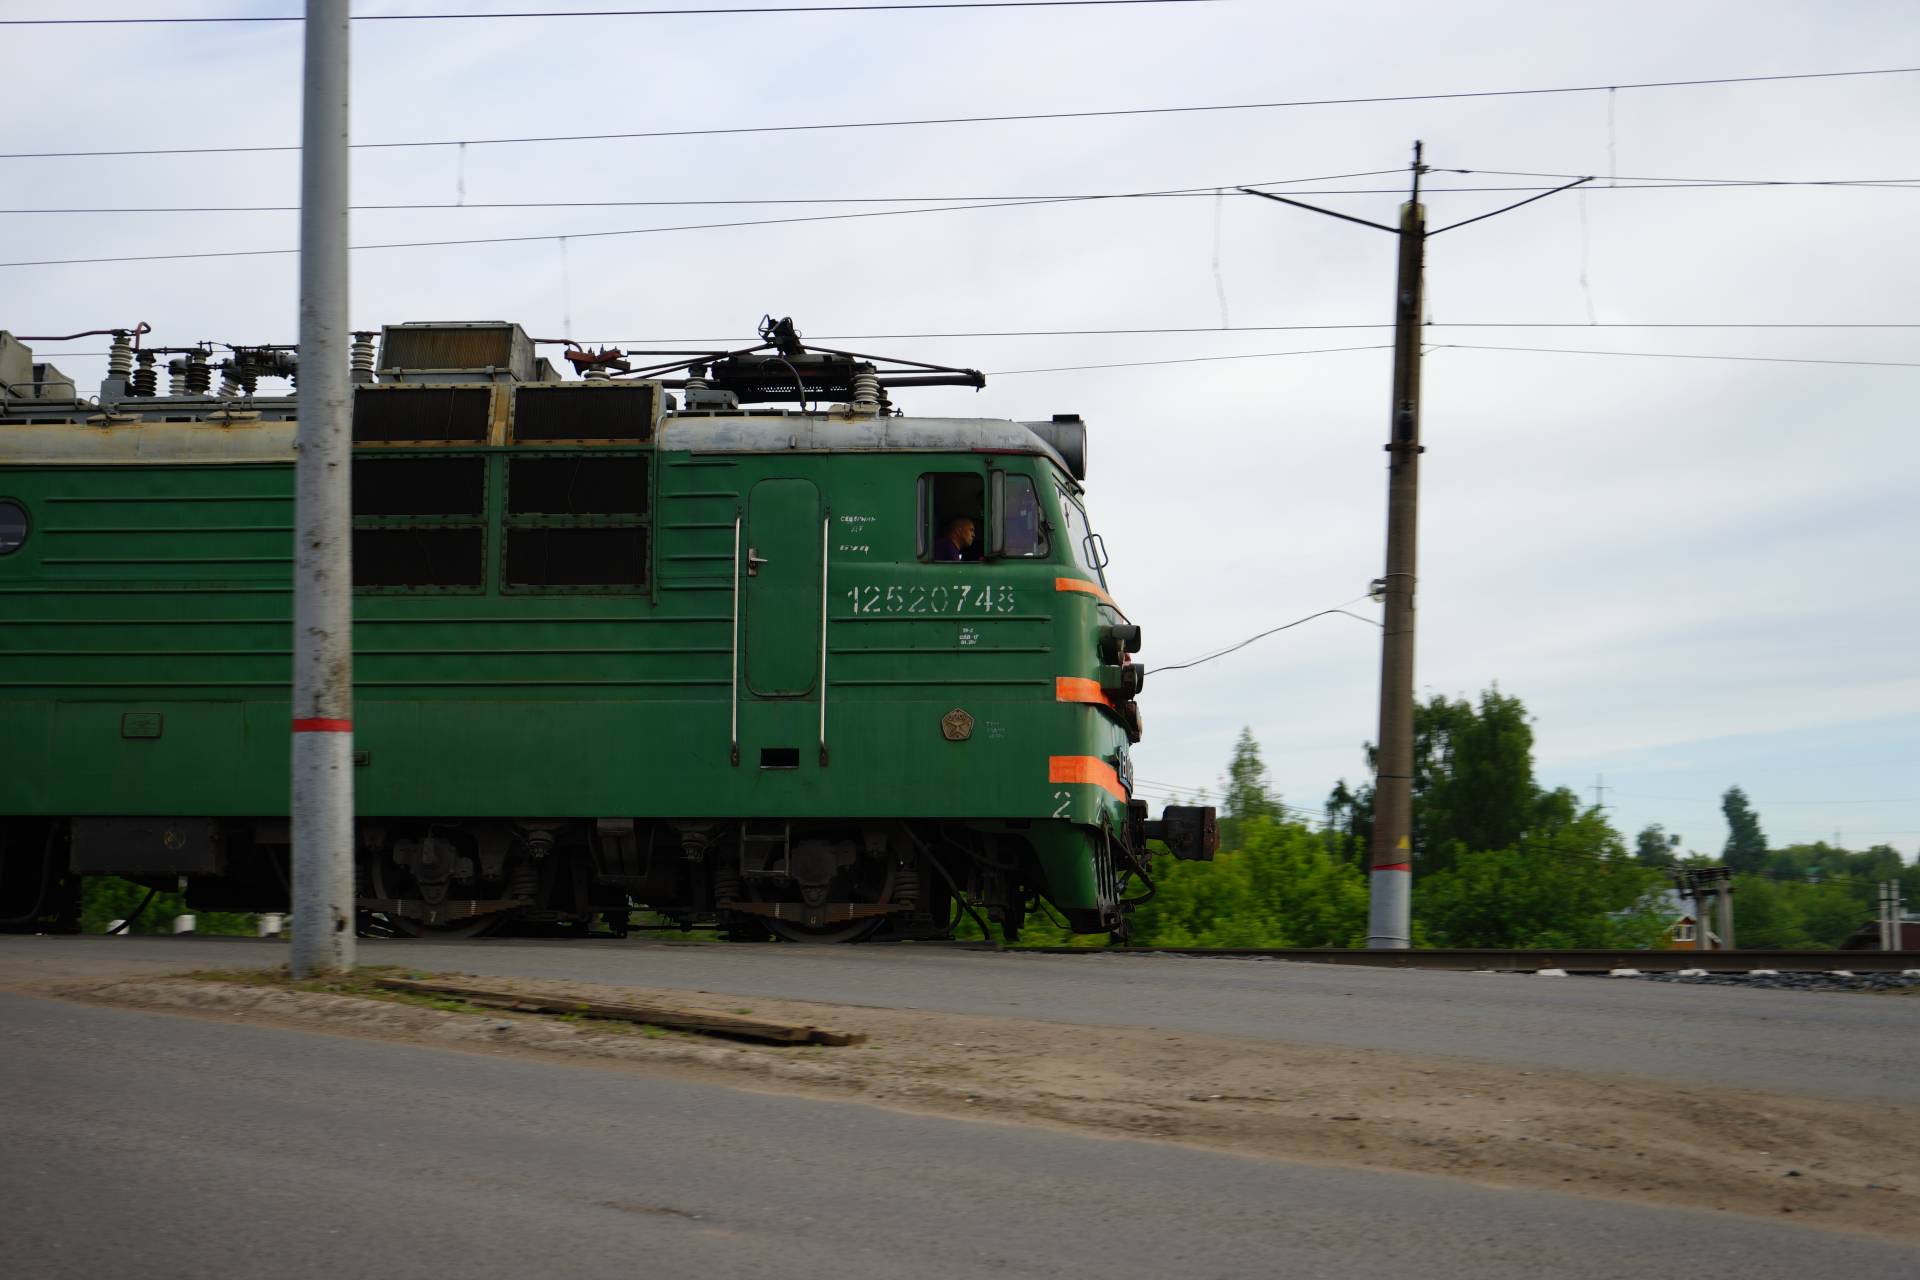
933,514,979,562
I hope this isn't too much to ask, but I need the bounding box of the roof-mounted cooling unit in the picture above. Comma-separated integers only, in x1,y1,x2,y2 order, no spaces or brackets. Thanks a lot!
378,321,537,383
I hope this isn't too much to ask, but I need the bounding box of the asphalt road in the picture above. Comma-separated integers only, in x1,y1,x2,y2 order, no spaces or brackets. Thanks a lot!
5,991,1914,1280
7,934,1916,1100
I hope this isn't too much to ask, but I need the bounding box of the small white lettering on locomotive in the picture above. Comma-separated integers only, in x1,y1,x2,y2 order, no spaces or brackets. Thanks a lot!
835,514,877,556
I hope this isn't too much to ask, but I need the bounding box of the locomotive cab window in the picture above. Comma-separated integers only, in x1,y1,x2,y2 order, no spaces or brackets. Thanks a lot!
988,472,1050,559
918,472,984,563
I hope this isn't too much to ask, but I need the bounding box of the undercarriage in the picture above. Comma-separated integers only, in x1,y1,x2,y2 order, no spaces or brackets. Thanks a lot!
0,816,1120,943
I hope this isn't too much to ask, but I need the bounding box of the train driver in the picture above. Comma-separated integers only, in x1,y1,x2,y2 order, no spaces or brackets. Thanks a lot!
933,514,980,562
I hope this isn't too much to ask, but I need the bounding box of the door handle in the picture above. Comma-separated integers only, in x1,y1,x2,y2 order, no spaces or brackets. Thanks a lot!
746,547,770,576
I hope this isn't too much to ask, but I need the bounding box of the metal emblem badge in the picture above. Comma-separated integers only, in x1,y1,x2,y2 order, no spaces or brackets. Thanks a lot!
941,708,974,741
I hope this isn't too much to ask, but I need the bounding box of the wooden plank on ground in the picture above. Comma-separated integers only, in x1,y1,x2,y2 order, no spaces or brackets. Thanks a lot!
373,977,865,1046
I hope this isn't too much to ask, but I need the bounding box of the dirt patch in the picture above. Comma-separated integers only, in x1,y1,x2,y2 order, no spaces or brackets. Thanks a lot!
67,969,1917,1242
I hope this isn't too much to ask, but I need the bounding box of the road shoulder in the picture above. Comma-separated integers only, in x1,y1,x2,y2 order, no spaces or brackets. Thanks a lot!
56,968,1919,1243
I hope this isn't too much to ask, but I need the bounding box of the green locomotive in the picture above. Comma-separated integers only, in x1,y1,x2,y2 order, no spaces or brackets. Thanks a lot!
0,319,1214,941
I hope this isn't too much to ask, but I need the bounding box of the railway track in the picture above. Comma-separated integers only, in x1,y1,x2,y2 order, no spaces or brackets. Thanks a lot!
1004,945,1920,974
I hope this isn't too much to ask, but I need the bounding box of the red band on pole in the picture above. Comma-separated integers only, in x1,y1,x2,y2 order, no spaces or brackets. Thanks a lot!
1371,862,1412,872
292,717,353,733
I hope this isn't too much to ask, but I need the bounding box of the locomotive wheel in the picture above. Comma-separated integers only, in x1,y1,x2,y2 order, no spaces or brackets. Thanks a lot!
365,853,506,940
744,843,898,945
766,914,884,945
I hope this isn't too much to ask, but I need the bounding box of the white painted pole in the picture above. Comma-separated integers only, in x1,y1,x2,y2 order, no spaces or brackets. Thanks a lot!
290,0,355,978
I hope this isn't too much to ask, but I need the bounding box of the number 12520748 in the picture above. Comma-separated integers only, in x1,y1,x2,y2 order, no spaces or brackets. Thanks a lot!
845,583,1017,615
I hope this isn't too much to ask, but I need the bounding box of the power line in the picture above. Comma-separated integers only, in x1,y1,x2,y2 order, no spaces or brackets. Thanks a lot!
5,66,1916,160
27,339,1918,374
0,182,1253,270
453,322,1920,342
0,1,1219,25
990,344,1393,375
0,170,1407,215
1452,166,1920,190
1612,791,1918,806
993,342,1920,377
26,321,1920,358
7,177,1915,214
1434,343,1920,370
1153,603,1383,674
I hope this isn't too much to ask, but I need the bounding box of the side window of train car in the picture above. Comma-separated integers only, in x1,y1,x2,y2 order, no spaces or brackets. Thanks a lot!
918,472,985,563
1056,484,1109,587
988,472,1050,559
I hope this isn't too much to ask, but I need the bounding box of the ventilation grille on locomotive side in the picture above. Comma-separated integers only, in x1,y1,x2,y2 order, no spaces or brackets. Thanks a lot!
512,384,656,442
352,386,493,443
379,325,515,373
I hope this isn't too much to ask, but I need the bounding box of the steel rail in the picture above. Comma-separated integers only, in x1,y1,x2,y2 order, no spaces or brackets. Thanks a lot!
1002,946,1920,973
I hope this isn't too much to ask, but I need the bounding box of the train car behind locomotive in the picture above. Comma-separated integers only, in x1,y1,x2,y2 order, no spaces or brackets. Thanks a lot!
0,318,1216,941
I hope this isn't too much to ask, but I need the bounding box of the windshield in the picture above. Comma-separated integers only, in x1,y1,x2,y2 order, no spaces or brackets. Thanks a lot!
1056,485,1107,587
999,474,1050,558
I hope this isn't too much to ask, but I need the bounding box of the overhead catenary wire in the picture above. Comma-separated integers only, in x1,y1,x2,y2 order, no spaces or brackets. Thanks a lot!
18,167,1676,270
1432,343,1920,370
1608,791,1920,806
0,181,1274,270
30,339,1920,373
991,344,1393,376
29,320,1920,358
7,176,1916,213
0,0,1221,25
4,66,1917,160
542,322,1920,342
1449,165,1920,190
992,343,1920,377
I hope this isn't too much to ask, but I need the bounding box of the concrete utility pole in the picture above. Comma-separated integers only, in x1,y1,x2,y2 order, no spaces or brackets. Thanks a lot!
1367,172,1427,949
1241,147,1590,950
1882,880,1906,951
290,0,355,978
1715,872,1736,951
1678,866,1734,951
1676,869,1712,951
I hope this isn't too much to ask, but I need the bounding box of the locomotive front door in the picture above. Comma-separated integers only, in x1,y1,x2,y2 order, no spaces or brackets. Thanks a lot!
744,478,822,697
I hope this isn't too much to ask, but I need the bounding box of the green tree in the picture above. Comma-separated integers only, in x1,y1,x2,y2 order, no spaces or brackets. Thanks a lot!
1132,816,1367,948
1634,823,1682,867
1720,786,1768,873
1323,778,1367,868
1218,726,1280,847
1414,813,1664,947
1411,688,1539,865
1337,687,1579,874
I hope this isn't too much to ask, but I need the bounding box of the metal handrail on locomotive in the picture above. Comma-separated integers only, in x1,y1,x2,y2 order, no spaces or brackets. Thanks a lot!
0,318,1217,941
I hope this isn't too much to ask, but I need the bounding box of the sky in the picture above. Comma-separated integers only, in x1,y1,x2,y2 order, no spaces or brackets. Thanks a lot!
3,0,1916,859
